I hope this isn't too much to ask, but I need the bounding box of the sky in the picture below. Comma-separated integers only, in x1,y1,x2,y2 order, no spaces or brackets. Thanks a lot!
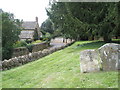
0,0,50,26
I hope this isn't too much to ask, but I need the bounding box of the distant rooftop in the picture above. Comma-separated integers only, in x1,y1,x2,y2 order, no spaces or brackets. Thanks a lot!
22,17,39,30
22,21,37,30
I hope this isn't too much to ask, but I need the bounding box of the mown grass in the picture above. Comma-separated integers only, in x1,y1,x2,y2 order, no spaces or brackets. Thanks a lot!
2,40,119,88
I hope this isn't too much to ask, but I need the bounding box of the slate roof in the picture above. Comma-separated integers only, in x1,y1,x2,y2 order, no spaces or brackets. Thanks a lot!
22,21,37,30
19,31,34,39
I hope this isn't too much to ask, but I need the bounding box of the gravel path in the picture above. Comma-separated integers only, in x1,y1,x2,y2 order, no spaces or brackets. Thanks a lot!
47,37,73,49
47,37,67,49
50,42,66,48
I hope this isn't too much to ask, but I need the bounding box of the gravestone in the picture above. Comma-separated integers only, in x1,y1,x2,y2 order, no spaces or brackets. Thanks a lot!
80,43,120,73
98,43,120,71
80,49,101,73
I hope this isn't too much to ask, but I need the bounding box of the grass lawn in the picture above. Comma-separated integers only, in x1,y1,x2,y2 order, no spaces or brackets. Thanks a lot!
2,40,119,88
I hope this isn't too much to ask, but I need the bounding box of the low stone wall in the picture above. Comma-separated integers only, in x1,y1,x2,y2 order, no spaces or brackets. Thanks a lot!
32,41,49,52
12,41,49,58
80,43,120,73
2,41,75,71
12,47,29,58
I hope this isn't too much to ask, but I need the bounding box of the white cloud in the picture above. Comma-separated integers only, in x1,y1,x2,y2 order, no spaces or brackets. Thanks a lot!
0,0,49,26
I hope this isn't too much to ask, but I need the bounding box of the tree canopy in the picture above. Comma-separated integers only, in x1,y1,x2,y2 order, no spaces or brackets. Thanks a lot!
46,2,120,42
41,18,54,34
2,11,22,60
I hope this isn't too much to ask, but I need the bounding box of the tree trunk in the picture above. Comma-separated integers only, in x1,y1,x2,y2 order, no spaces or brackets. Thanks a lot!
66,39,67,43
115,36,118,39
63,38,65,43
103,36,112,42
88,36,94,41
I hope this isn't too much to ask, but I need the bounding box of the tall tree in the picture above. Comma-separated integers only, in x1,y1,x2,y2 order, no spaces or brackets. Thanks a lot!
2,11,22,60
46,2,119,42
41,18,54,34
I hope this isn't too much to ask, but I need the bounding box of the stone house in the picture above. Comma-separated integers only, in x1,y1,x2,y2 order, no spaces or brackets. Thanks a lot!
19,17,42,41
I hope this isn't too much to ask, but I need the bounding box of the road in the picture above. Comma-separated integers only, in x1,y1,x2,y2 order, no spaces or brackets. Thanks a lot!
48,37,73,49
49,37,67,49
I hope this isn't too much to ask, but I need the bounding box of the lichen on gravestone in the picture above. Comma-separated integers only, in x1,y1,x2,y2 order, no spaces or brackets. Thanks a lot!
80,43,120,73
80,49,101,73
98,43,120,71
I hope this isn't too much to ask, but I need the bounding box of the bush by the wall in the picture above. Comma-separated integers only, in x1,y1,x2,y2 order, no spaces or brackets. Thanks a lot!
2,46,13,61
25,39,32,44
2,41,75,71
26,44,34,53
31,40,42,44
2,12,21,60
13,41,27,48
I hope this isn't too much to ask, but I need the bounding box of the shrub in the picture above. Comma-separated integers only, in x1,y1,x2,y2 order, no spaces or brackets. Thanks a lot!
2,46,13,60
25,39,32,44
43,38,49,41
13,40,27,48
26,44,34,52
33,29,39,41
2,11,21,60
31,40,42,44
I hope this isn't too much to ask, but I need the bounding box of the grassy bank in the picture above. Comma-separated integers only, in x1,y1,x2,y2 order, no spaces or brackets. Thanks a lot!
2,40,119,88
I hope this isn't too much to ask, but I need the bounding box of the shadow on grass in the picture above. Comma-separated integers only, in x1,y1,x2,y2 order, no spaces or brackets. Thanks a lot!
67,41,105,53
111,40,120,44
77,39,120,49
76,41,106,50
78,41,105,47
67,39,120,53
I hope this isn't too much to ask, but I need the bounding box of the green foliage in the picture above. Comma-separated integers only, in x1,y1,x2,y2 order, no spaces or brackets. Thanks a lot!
31,40,42,44
2,11,22,60
0,9,2,62
41,18,54,34
26,44,34,52
13,41,28,48
40,32,52,42
45,32,51,38
33,29,39,41
46,2,120,42
25,39,32,44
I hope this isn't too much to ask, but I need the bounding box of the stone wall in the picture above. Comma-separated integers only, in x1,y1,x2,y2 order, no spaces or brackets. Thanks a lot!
2,41,75,71
12,47,29,58
12,41,49,58
32,41,49,52
80,43,120,73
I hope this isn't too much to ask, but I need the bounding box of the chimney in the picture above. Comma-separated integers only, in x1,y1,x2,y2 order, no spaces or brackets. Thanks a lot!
36,17,38,22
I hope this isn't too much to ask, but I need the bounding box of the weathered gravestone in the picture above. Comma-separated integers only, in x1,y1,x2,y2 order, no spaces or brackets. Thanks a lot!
80,49,101,73
98,43,120,71
80,43,120,73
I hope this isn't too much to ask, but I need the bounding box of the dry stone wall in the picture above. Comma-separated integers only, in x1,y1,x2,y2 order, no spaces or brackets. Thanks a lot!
80,43,120,73
2,41,75,71
12,47,29,58
12,42,49,58
32,41,49,52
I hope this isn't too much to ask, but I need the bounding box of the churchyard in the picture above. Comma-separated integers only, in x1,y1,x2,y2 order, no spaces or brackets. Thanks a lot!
2,40,119,88
1,2,120,89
